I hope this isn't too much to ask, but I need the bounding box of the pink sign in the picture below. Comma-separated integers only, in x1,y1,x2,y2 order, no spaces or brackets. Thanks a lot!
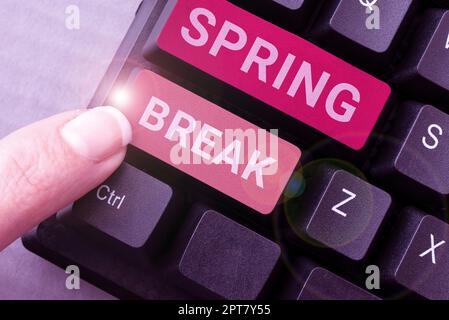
115,69,301,214
157,0,391,150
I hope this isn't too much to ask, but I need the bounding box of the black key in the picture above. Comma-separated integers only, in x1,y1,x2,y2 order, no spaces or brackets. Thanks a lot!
178,210,280,299
311,0,416,70
371,102,449,206
393,10,449,103
380,207,449,299
298,267,380,300
229,0,322,33
273,0,304,9
287,165,391,261
63,163,173,248
283,258,380,300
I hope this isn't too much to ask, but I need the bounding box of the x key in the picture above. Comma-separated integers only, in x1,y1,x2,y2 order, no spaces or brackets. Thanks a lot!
380,208,449,299
419,234,446,265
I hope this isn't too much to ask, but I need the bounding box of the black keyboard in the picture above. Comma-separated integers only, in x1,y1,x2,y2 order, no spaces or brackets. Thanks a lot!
22,0,449,300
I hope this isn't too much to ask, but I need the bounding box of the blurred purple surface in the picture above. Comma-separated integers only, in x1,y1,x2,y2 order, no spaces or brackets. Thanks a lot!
0,0,141,299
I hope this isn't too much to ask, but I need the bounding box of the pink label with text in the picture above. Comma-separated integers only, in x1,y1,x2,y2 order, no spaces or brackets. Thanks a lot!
115,69,301,214
157,0,391,150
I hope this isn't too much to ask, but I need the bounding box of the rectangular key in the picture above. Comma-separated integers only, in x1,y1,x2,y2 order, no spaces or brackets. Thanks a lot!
113,69,301,214
381,208,449,299
311,0,416,69
394,11,449,104
178,209,280,299
66,163,173,248
273,0,304,9
283,259,380,300
287,165,391,261
298,267,380,300
154,0,391,150
372,102,449,206
230,0,321,32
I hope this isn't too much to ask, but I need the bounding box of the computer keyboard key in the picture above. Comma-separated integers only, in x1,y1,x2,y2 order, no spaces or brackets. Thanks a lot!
311,0,416,69
229,0,322,33
283,259,380,300
288,165,391,261
299,267,380,300
381,208,449,300
65,163,173,248
114,69,301,214
154,0,391,150
393,10,449,103
178,210,281,299
272,0,305,9
371,102,449,206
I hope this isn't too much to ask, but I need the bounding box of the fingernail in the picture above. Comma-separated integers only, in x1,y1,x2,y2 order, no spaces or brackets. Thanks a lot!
61,106,132,161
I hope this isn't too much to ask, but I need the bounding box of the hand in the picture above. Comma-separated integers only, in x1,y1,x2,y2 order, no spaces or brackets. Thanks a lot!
0,107,132,250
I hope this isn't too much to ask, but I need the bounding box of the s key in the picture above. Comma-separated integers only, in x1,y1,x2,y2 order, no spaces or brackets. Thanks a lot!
372,102,449,206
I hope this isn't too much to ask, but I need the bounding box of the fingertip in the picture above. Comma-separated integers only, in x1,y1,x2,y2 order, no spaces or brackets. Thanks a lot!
94,106,133,146
60,107,132,162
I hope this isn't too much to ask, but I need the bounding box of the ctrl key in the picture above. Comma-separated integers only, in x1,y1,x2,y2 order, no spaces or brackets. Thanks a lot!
63,163,174,248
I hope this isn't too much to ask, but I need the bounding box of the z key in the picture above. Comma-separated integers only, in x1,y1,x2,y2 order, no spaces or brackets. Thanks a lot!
287,165,391,261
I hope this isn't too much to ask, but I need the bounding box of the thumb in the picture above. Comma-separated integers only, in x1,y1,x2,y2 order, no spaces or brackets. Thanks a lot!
0,106,132,250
